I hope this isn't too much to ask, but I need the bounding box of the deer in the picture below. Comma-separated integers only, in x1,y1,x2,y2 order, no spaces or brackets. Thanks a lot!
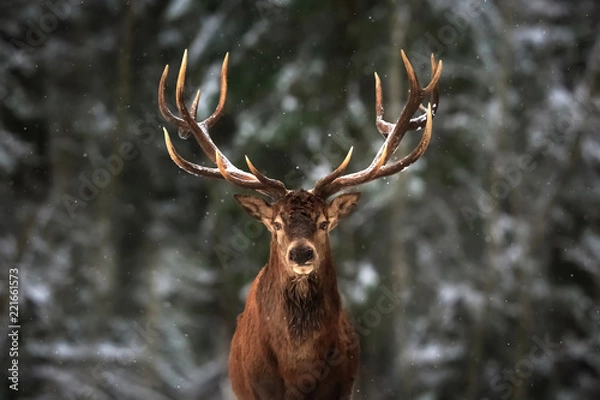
158,49,442,400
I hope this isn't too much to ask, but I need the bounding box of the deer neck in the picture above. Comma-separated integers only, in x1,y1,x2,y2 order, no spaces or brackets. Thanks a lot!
259,242,341,340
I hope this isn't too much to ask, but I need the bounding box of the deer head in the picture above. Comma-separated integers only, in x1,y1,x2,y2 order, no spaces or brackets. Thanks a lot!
158,49,442,275
234,190,360,276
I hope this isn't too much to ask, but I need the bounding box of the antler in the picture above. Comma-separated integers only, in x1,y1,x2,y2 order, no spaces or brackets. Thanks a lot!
159,50,289,199
311,50,442,199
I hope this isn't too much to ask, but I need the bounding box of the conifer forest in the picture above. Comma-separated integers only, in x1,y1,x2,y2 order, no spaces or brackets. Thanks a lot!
2,0,600,399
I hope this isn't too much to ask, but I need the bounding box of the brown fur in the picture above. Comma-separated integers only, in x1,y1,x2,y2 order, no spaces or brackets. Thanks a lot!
228,191,360,400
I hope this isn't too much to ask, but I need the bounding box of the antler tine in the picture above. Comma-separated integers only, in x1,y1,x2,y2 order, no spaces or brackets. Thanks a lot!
175,50,261,174
407,54,441,128
163,128,224,179
160,50,289,199
204,52,229,129
159,64,199,140
380,50,424,164
376,102,433,179
311,147,354,195
216,152,286,198
158,65,186,128
177,89,201,139
313,50,442,199
245,156,288,193
375,52,442,138
374,72,395,137
315,143,389,199
174,49,219,163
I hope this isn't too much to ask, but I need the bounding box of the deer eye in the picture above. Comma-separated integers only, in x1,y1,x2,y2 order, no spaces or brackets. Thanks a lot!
273,222,282,231
319,221,329,231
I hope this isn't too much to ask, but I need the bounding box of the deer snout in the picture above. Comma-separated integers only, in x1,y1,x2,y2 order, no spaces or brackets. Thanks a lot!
289,245,315,265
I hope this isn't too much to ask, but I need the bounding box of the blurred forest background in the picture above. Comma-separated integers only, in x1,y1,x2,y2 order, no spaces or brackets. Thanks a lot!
2,0,600,399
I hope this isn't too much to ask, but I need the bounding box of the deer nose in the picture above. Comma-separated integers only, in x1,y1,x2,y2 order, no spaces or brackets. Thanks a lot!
289,245,314,265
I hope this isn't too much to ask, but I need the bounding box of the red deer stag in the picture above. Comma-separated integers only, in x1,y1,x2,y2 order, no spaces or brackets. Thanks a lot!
159,50,442,400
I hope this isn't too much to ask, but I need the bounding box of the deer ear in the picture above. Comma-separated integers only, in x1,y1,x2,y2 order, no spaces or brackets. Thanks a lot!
234,194,273,222
328,192,361,230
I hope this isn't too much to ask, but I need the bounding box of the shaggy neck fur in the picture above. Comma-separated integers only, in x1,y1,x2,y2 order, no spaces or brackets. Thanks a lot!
284,272,325,338
259,241,340,341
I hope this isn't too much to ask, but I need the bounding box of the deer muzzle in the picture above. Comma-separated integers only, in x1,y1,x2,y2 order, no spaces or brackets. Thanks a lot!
288,243,316,274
